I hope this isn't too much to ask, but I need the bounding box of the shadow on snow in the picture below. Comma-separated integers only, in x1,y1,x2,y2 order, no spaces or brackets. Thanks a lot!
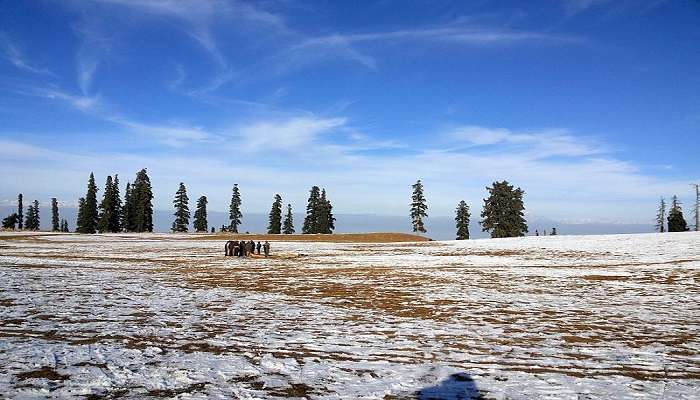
416,372,482,400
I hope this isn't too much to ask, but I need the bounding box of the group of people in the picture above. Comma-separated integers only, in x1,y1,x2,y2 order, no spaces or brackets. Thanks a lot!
225,240,271,257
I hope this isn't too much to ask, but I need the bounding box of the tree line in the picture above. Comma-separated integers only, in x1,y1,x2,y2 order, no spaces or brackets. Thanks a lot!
410,179,528,239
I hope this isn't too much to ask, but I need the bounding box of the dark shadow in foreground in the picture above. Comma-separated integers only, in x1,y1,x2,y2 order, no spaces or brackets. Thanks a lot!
417,372,482,400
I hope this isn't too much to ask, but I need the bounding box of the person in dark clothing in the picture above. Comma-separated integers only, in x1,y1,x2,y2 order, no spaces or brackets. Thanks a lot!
263,241,270,257
256,241,262,255
233,240,239,256
238,241,245,257
225,241,232,256
249,240,255,256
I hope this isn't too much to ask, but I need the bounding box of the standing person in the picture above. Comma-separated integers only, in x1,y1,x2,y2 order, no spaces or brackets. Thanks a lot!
256,241,262,255
238,240,245,257
263,241,270,257
225,240,232,256
245,240,252,256
249,240,255,256
233,240,239,256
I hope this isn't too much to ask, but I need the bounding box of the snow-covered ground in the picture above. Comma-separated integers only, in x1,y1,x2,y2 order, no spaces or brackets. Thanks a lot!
0,232,698,399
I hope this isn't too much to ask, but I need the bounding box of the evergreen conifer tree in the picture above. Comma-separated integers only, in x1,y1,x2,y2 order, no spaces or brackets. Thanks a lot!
77,173,99,233
61,219,69,232
51,198,60,231
692,184,699,231
303,186,321,234
121,182,133,232
267,194,283,234
480,180,528,238
228,184,242,233
97,175,115,233
455,200,470,240
110,175,122,232
76,197,86,233
655,197,666,233
25,200,40,231
668,195,689,232
193,196,208,233
2,213,19,229
132,169,154,232
17,193,23,230
172,182,190,232
283,204,295,234
316,189,330,234
410,180,428,233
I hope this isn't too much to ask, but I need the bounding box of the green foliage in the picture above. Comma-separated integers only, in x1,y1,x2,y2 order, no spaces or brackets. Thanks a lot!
667,195,689,232
267,194,283,234
193,195,208,233
172,182,190,232
228,184,242,233
410,179,428,233
283,203,295,234
131,169,154,232
77,173,99,233
51,198,60,232
60,219,69,232
455,200,470,240
17,193,23,230
480,180,528,238
24,200,40,231
303,186,334,234
2,213,19,229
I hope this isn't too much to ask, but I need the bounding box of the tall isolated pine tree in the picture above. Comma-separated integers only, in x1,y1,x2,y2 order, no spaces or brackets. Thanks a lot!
193,196,208,233
267,194,283,234
17,193,23,230
172,182,190,232
76,197,86,233
228,184,242,233
283,204,295,234
410,179,428,233
132,169,154,232
77,173,99,233
667,195,689,232
655,197,666,233
302,186,321,234
51,198,60,232
480,180,528,238
455,200,470,240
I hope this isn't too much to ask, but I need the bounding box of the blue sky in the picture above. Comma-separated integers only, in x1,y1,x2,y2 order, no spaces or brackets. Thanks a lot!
0,0,698,224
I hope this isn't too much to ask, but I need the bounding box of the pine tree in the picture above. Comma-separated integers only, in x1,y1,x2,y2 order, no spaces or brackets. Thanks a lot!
668,195,689,232
17,193,23,230
25,200,40,231
228,184,242,233
77,173,99,233
172,182,190,232
24,203,35,230
303,186,321,234
455,200,470,240
60,219,69,232
97,175,115,233
132,169,154,232
410,179,428,233
283,204,295,234
316,189,329,234
122,182,133,232
655,197,666,233
2,213,19,229
480,180,528,238
51,198,60,232
193,196,208,233
110,175,122,232
76,197,86,233
267,194,283,234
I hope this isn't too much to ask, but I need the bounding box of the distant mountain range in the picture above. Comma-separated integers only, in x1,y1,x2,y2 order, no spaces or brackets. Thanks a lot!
0,206,654,240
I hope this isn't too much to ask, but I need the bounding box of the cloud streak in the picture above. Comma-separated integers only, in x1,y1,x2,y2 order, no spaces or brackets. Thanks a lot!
0,32,53,75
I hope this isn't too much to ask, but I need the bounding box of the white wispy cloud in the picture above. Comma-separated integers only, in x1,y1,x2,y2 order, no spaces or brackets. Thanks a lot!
0,32,53,75
235,116,346,151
